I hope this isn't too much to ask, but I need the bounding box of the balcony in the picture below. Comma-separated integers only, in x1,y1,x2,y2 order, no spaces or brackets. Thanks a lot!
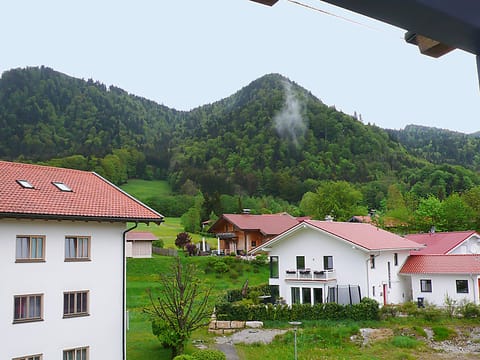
285,268,336,282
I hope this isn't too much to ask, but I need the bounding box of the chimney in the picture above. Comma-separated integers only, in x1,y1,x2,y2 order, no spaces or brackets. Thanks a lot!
325,215,334,222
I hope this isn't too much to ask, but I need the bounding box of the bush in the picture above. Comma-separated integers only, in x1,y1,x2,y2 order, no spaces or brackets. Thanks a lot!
173,355,195,360
215,299,379,322
391,336,421,349
458,302,480,318
379,304,399,319
432,326,456,341
192,349,226,360
152,239,164,248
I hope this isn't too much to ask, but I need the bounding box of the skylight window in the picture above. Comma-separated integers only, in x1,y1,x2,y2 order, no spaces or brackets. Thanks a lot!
17,180,34,189
52,181,72,192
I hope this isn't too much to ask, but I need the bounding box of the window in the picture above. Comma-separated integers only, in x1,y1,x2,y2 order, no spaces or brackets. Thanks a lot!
388,261,391,289
65,236,90,260
13,294,43,323
328,287,336,303
12,355,42,360
251,240,257,248
296,256,305,270
313,288,323,304
323,255,333,270
16,180,34,189
16,236,45,261
63,347,88,360
269,256,279,279
456,280,469,293
302,288,311,305
53,181,72,192
370,255,375,269
420,279,432,293
64,291,89,317
394,253,398,266
291,287,300,304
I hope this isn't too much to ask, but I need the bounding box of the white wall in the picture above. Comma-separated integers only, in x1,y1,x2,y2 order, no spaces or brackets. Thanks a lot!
268,225,412,306
0,218,125,359
367,251,411,305
409,273,479,306
131,240,153,258
450,235,480,254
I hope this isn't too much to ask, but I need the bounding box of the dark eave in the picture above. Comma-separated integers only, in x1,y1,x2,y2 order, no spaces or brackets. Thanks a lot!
0,212,165,225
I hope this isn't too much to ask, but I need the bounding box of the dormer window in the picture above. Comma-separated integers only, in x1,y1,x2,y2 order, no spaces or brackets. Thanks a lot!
52,182,72,192
17,180,34,189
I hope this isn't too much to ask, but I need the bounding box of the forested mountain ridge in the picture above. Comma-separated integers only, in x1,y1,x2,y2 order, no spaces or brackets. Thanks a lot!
0,66,478,210
387,125,480,171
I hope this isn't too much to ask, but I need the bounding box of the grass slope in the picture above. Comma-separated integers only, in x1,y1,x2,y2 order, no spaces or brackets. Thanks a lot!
121,179,172,199
126,255,269,359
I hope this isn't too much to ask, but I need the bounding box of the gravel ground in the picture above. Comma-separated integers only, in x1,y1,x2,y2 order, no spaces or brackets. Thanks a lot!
216,328,288,345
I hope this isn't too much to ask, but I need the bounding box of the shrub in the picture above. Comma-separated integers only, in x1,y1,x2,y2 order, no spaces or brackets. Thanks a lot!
173,355,195,360
432,326,456,341
420,303,443,321
399,301,418,316
379,304,399,319
391,336,421,349
458,302,480,318
192,349,226,360
152,239,164,248
252,254,268,266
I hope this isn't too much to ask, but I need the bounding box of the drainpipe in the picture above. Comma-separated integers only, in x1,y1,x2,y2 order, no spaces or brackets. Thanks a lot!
122,222,138,360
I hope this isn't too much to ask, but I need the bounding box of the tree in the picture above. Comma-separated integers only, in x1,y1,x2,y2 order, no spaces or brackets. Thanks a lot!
145,257,212,358
175,232,192,250
414,195,443,232
300,180,366,221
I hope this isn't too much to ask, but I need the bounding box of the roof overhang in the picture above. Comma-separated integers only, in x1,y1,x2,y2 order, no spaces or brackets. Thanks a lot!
0,212,164,225
249,0,279,6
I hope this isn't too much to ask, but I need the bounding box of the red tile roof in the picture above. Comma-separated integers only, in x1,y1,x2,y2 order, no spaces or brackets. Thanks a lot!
254,220,423,253
211,213,303,235
400,254,480,274
0,161,164,223
406,231,478,255
126,231,158,241
303,220,422,251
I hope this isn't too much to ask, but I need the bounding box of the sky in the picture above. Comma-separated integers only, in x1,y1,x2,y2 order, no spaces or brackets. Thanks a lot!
2,0,479,134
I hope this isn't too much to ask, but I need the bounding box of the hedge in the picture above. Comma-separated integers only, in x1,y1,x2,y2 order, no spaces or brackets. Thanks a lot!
215,298,379,321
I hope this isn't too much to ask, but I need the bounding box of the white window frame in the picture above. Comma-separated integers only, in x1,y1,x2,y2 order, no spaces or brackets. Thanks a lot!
65,236,90,261
15,235,45,262
420,279,432,293
63,291,89,318
13,294,43,323
63,347,89,360
12,355,42,360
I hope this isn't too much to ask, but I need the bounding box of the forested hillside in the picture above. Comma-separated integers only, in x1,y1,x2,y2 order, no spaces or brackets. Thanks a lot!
1,66,479,219
387,125,480,171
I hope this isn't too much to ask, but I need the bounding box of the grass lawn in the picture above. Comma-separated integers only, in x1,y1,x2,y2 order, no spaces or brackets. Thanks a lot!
131,218,217,249
126,255,270,360
121,179,172,199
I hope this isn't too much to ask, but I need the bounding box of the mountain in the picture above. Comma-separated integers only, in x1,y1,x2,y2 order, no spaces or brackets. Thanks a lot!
0,66,478,208
386,125,480,171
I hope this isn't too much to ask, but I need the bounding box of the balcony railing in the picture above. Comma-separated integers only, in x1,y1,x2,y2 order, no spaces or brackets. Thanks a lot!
285,268,336,281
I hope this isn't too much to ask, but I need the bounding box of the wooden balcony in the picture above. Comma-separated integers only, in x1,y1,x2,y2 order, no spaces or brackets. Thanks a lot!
284,269,336,282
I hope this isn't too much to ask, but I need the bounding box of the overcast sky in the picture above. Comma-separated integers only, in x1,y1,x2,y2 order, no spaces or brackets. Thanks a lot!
2,0,479,133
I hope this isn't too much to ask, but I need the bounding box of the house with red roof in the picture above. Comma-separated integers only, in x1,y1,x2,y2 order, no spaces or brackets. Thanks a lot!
400,254,480,306
0,161,163,360
397,230,480,306
406,230,480,255
251,219,422,306
126,231,158,258
208,211,306,255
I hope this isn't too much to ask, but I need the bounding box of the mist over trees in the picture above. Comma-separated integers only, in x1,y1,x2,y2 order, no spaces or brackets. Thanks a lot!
1,66,480,232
